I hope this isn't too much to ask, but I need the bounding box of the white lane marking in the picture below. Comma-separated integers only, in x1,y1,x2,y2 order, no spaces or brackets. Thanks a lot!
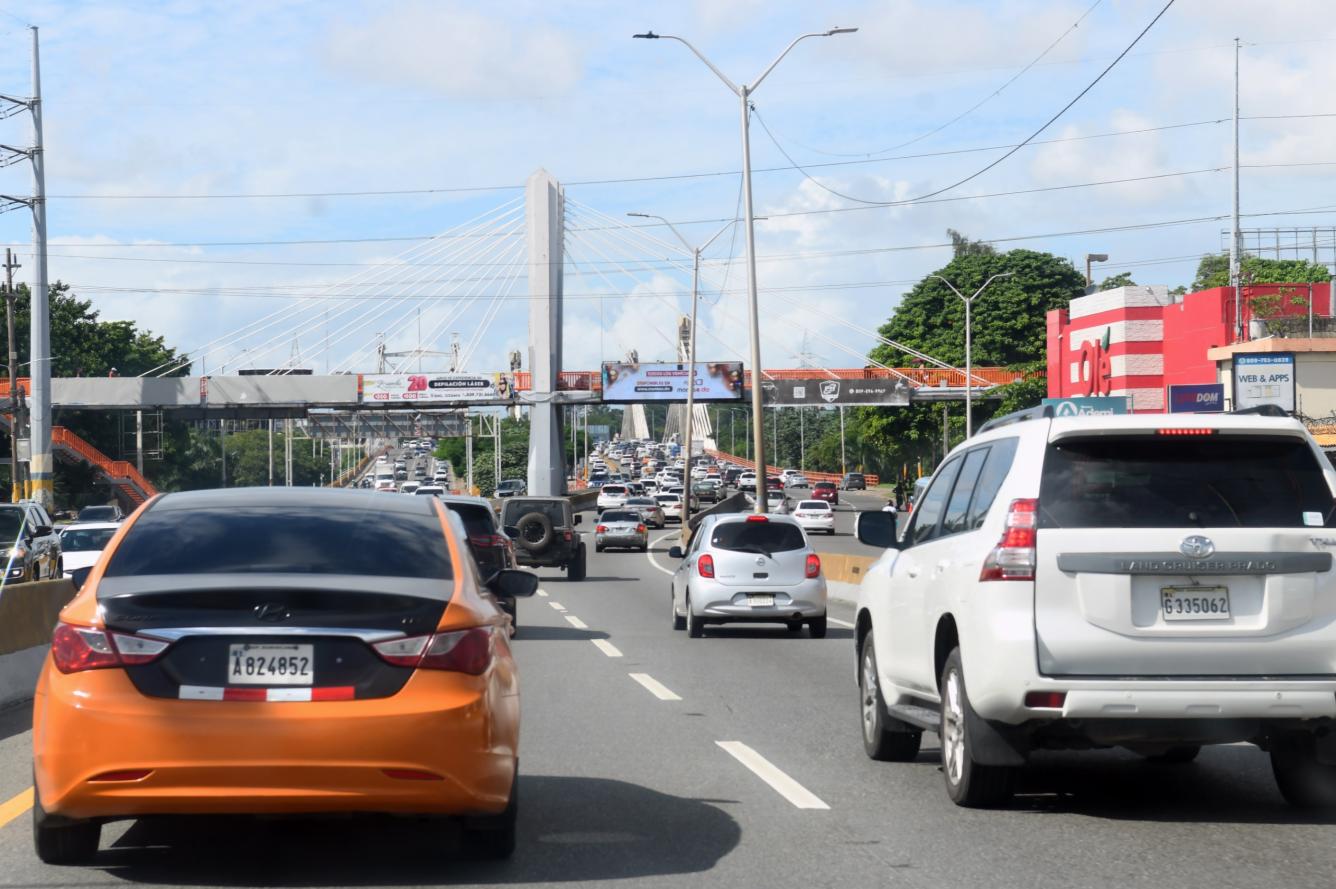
828,617,854,629
549,601,567,612
565,614,589,629
536,588,549,597
591,639,622,658
628,672,682,701
646,532,679,577
716,741,830,810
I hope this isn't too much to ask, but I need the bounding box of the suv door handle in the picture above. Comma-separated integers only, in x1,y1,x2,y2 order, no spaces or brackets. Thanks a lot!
906,565,920,578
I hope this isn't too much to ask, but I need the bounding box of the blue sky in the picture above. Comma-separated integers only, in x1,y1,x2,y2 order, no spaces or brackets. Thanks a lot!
0,0,1330,377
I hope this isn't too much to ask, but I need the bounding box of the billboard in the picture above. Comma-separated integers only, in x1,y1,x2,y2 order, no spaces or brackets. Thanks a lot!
1167,383,1225,413
359,373,512,404
761,377,911,406
1233,353,1295,413
600,361,743,402
1042,396,1131,417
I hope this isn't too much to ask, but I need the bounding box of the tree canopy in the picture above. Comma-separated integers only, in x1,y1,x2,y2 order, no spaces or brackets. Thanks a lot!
1190,253,1330,291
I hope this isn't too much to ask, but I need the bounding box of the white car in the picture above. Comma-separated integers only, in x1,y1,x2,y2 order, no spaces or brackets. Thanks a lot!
737,472,757,493
596,483,630,512
690,466,709,481
374,478,396,492
413,485,445,498
792,500,834,535
58,521,120,589
788,474,810,489
855,406,1336,809
399,481,421,494
655,493,683,523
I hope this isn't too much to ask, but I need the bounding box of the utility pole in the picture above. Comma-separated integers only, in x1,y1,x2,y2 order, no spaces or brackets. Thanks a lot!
220,419,227,487
466,415,474,494
839,405,846,476
27,27,50,510
284,418,293,485
135,410,143,475
3,249,19,501
1230,37,1243,342
267,418,274,486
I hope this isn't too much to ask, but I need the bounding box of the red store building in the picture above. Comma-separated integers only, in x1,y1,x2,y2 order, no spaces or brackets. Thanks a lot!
1045,283,1333,412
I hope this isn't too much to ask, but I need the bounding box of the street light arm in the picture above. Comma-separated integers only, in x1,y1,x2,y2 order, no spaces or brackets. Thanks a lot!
974,272,1014,299
928,274,967,302
641,33,741,95
699,218,739,252
749,31,830,93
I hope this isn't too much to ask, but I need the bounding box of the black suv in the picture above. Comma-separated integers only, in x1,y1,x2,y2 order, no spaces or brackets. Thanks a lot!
499,497,586,581
841,472,867,491
0,501,62,583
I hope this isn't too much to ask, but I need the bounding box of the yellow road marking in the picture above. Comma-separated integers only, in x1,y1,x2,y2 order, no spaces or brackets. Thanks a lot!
0,787,32,828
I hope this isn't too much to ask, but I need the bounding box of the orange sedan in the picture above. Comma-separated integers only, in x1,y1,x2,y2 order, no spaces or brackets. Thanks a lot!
32,487,535,864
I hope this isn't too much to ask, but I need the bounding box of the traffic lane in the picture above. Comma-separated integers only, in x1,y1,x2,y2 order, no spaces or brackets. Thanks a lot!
0,575,746,887
557,543,1336,889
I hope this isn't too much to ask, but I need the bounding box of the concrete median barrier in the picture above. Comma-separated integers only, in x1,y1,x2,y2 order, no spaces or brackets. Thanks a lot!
0,578,77,709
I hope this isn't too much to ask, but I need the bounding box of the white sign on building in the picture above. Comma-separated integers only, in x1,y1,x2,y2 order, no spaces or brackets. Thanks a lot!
1232,352,1295,413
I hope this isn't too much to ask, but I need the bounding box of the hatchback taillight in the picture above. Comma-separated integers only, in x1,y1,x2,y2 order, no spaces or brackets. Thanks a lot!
698,554,715,578
50,623,170,673
636,524,647,533
805,553,821,578
468,534,511,549
372,628,493,675
979,498,1038,582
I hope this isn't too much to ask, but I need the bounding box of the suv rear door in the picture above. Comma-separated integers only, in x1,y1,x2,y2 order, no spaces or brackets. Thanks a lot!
1034,426,1336,677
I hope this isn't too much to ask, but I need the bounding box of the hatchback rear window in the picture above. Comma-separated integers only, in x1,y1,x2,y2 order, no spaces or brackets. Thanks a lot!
602,485,627,494
798,501,829,510
103,506,453,579
710,521,805,553
1039,435,1336,529
601,511,641,523
814,482,836,489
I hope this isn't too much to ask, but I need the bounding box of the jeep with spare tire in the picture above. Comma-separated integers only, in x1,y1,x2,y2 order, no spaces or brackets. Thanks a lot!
499,496,587,581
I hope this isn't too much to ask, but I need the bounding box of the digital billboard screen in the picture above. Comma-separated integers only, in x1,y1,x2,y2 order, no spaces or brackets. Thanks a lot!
600,362,744,402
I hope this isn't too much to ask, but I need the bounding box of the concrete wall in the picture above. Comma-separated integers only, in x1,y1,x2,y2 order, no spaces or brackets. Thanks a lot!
0,579,76,709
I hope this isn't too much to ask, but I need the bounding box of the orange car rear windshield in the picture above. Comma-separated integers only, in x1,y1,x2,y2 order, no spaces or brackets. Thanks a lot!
103,506,453,579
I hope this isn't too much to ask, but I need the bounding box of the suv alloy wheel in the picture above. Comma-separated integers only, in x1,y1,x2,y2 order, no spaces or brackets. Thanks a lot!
940,648,1015,807
860,636,922,762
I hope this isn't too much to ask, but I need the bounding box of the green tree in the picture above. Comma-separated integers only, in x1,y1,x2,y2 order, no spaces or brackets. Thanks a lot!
947,228,996,258
1098,272,1136,290
1190,253,1330,290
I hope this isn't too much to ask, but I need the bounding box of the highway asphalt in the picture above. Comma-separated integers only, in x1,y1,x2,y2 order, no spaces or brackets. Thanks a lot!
0,492,1331,886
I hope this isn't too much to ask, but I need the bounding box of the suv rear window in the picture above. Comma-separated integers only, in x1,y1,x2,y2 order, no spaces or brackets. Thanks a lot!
103,506,453,579
602,485,627,494
1039,435,1336,529
442,503,497,537
710,521,805,553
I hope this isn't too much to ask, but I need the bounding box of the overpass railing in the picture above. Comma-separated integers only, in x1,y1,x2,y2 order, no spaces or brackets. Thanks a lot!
707,449,880,487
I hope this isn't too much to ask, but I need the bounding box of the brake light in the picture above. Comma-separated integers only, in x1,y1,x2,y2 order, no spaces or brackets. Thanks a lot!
698,554,715,578
979,498,1038,582
745,515,768,523
563,530,573,542
372,628,493,675
1157,428,1215,436
805,553,821,578
467,534,510,549
1024,691,1067,709
596,525,608,533
636,524,647,533
50,623,170,673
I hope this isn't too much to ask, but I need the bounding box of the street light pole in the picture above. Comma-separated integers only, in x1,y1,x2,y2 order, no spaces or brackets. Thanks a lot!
929,273,1013,438
635,25,857,513
628,212,734,524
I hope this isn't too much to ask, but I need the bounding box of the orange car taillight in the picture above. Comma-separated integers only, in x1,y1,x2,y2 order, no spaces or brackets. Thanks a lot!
805,553,821,578
979,498,1038,582
372,628,493,675
50,623,170,673
698,554,715,578
596,525,608,533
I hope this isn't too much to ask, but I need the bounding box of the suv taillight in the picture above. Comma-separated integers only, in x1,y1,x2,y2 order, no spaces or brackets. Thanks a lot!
805,553,821,578
50,623,170,673
373,628,493,675
979,498,1038,582
698,554,715,578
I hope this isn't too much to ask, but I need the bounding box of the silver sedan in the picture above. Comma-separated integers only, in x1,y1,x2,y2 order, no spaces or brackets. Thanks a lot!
668,513,827,638
594,509,648,552
624,496,666,529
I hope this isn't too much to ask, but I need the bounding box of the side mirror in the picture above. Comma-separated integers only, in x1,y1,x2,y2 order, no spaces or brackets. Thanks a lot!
32,525,51,538
855,511,901,550
488,569,539,599
573,514,582,525
668,546,684,559
503,525,519,538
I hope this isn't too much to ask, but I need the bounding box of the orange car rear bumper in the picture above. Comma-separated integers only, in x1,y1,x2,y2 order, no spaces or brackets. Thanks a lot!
33,661,519,821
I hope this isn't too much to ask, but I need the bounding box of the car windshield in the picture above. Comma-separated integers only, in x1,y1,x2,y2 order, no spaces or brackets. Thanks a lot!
0,509,26,540
710,520,805,555
600,511,640,523
1039,435,1336,529
60,527,118,552
655,495,680,504
103,505,453,578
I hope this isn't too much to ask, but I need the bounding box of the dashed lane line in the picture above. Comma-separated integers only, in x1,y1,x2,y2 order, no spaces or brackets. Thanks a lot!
716,741,830,810
628,673,682,701
591,639,623,658
0,787,32,829
549,601,567,612
565,615,589,630
536,588,549,597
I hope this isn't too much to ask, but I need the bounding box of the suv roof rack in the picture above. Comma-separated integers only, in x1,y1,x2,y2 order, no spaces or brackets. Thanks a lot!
1231,404,1290,417
977,404,1055,434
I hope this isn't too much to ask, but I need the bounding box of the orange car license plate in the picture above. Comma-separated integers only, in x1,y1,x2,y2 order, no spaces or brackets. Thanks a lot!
228,643,314,685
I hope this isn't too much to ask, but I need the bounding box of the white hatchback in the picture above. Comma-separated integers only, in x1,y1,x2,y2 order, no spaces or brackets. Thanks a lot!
792,500,834,535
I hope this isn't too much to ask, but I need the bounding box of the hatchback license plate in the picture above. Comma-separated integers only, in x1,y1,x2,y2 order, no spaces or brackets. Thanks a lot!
228,643,314,685
1161,586,1231,621
747,594,775,607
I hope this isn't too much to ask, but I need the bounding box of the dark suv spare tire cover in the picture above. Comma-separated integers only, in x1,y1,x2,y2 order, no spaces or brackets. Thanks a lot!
516,512,555,551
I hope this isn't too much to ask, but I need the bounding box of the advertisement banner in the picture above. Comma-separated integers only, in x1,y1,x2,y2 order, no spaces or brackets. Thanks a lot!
761,377,912,406
359,373,510,404
1233,353,1295,413
1167,383,1225,413
600,362,743,402
1041,396,1131,417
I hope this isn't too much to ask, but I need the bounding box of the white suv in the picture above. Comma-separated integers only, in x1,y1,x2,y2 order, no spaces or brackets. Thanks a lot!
596,484,630,513
854,407,1336,809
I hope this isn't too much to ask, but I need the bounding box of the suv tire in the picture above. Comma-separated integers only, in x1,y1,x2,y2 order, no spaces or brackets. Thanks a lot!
940,648,1015,808
567,544,587,582
860,635,923,762
686,594,704,638
1271,733,1336,808
33,791,99,865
